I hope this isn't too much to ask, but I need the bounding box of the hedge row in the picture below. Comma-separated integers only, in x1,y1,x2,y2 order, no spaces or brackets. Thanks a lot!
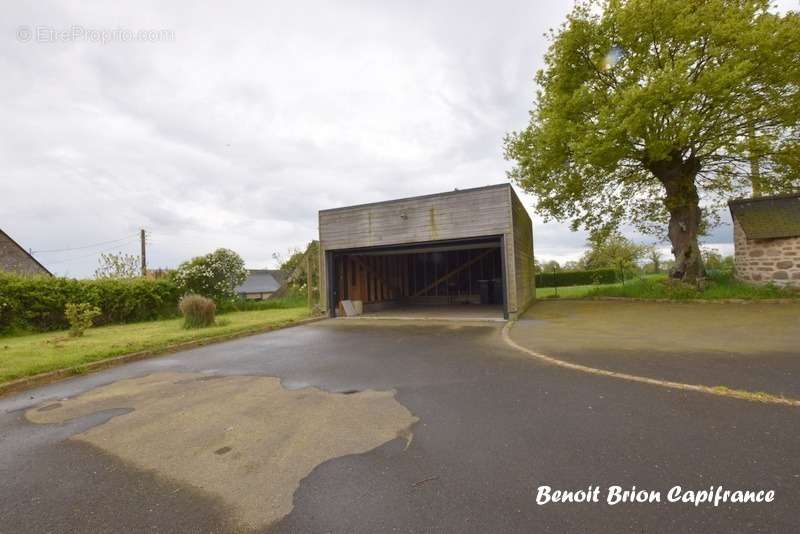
0,273,182,334
535,268,619,288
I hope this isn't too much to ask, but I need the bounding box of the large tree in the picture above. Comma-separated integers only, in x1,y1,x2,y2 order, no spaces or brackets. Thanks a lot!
505,0,800,283
94,252,141,279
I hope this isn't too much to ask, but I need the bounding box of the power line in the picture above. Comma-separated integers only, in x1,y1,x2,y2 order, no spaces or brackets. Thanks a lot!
42,238,140,265
32,234,139,254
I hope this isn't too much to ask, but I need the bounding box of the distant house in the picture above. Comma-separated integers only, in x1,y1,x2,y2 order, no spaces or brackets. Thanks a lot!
0,229,51,276
235,269,286,300
728,192,800,286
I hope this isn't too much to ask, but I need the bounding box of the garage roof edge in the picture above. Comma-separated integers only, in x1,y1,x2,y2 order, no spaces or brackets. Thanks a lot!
319,183,512,214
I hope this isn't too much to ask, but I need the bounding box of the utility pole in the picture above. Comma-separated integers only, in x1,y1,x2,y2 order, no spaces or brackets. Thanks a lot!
140,228,147,277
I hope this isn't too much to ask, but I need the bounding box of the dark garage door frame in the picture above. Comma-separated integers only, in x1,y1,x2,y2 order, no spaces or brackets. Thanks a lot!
325,235,508,319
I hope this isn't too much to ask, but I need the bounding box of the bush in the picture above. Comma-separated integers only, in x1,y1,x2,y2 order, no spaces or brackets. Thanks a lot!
179,294,216,328
64,303,101,337
173,248,247,303
0,273,182,334
535,268,619,288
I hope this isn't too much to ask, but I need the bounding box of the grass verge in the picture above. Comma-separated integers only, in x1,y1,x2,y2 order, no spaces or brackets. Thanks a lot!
587,272,799,300
535,274,663,299
536,272,800,300
0,307,310,385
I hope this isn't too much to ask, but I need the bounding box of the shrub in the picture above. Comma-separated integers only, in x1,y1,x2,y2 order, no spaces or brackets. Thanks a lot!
535,268,619,288
64,303,101,337
173,248,247,303
179,294,216,328
0,272,182,334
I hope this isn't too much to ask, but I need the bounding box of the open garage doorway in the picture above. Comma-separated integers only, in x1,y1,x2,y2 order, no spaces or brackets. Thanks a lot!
318,184,535,319
326,237,506,320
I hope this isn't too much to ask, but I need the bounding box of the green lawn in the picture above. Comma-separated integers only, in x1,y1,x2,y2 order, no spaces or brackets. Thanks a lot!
587,272,799,300
535,274,664,299
0,307,310,384
535,272,800,300
536,282,617,299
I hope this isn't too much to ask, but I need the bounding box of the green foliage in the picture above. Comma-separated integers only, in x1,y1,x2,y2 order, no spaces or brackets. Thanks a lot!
274,241,319,290
218,291,307,313
272,241,319,303
645,247,663,274
95,252,141,279
701,248,735,272
581,232,646,271
540,260,561,273
173,248,247,302
536,268,619,288
179,294,216,329
505,0,800,280
0,272,182,334
64,303,101,337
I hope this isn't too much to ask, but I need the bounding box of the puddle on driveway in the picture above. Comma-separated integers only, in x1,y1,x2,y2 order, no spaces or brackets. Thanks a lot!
26,372,418,530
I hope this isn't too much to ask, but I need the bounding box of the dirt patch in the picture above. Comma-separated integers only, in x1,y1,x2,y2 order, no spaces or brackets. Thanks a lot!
26,372,417,530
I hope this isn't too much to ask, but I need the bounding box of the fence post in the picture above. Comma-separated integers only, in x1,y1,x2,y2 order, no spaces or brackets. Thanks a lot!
306,252,313,309
553,265,559,297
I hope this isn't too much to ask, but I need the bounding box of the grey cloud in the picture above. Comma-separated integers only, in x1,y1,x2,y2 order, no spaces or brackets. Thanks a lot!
1,0,744,276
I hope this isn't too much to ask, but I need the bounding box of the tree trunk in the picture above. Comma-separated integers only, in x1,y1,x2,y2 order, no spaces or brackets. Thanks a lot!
647,153,706,283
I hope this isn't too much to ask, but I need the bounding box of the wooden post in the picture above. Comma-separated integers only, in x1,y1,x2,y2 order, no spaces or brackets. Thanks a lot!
352,256,398,294
140,229,147,277
306,251,312,309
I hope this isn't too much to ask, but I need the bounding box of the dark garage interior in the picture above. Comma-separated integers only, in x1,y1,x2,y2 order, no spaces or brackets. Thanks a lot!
328,238,505,317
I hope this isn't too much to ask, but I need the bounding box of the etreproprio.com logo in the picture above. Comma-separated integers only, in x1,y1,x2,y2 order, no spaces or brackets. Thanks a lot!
16,25,175,44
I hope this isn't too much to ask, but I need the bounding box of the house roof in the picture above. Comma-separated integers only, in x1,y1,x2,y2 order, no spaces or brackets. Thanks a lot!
0,228,52,276
728,192,800,240
235,269,285,294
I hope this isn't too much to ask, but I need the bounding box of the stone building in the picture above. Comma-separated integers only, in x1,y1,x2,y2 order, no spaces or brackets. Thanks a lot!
728,193,800,286
0,229,51,276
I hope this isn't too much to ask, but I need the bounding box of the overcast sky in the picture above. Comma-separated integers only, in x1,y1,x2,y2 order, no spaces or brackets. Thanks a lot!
5,1,791,277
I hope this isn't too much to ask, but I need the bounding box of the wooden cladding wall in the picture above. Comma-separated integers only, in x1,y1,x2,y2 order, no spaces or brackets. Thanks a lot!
319,185,512,251
335,254,408,304
510,190,535,314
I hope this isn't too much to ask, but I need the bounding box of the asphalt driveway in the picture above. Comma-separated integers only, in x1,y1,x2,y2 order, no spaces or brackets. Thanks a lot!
512,300,800,398
1,319,798,533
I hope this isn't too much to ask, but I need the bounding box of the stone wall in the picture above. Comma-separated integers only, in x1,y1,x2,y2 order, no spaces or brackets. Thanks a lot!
0,231,50,276
733,219,800,286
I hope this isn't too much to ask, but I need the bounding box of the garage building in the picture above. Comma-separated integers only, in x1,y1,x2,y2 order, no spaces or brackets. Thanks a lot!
318,183,535,319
